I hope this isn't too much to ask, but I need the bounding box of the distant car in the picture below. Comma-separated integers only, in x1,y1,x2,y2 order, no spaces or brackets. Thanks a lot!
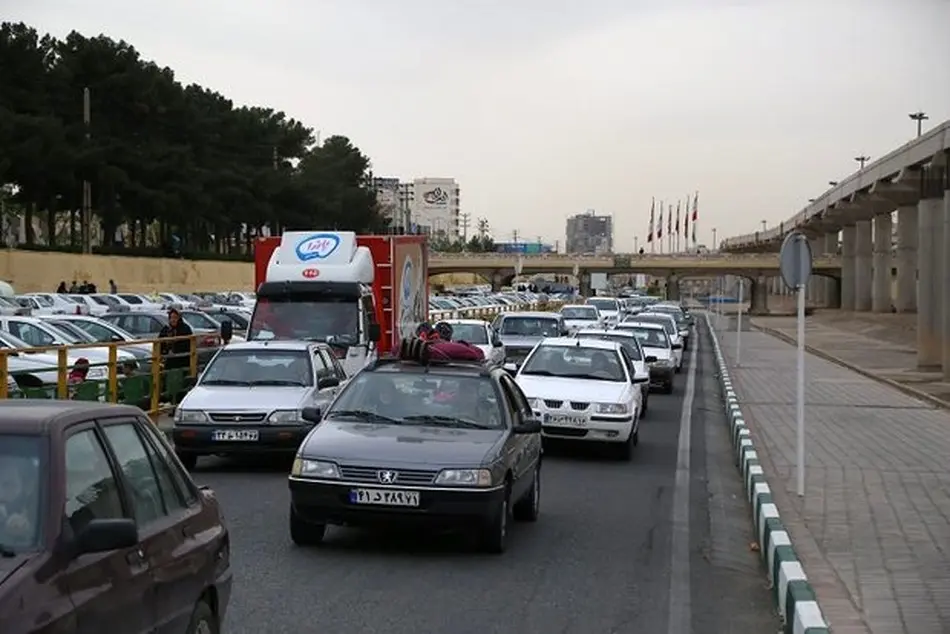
0,401,231,634
585,297,622,326
573,328,651,415
288,351,542,553
624,313,683,370
559,304,603,333
616,321,677,394
440,319,505,364
513,337,644,460
172,340,347,468
492,312,566,370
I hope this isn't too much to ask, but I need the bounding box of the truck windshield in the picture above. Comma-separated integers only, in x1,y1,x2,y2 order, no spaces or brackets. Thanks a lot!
248,297,359,344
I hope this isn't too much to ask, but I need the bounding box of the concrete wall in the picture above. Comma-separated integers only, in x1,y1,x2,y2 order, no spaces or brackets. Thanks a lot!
0,250,254,293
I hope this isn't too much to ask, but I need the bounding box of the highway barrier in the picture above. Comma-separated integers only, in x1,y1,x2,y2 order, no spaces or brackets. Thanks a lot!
704,313,830,633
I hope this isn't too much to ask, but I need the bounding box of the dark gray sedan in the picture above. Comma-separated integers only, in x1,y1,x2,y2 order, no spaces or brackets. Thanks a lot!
288,358,543,553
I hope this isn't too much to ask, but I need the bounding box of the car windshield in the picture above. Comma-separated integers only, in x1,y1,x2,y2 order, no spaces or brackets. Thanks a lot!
446,323,489,344
220,312,250,329
620,327,670,348
117,294,143,304
200,348,313,386
576,334,642,360
249,297,359,345
0,435,47,553
72,319,135,343
39,323,81,344
91,295,120,307
561,307,598,320
499,317,560,337
587,298,618,312
325,372,503,429
28,295,54,307
520,345,626,382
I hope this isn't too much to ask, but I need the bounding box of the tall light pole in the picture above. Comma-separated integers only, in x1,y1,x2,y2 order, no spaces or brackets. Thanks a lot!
855,155,870,169
82,87,92,254
909,111,928,138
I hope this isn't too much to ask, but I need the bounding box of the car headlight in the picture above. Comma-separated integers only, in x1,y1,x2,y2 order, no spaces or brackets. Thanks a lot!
175,409,208,423
291,458,340,479
86,366,107,380
268,409,302,424
434,468,492,487
596,402,628,414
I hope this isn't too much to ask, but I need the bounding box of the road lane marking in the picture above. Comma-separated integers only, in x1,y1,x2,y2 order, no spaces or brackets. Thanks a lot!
667,330,700,634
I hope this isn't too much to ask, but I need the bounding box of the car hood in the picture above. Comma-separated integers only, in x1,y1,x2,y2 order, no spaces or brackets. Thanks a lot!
182,385,312,410
301,420,506,467
516,375,629,402
642,345,673,361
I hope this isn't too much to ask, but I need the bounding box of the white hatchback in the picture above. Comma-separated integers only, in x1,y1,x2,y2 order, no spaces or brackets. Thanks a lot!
513,337,644,460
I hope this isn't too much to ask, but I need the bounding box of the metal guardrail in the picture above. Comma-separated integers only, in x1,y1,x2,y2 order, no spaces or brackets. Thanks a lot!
427,301,543,321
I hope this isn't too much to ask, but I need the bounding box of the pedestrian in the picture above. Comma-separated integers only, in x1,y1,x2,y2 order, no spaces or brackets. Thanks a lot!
68,280,78,293
56,281,67,293
159,308,193,370
108,279,117,294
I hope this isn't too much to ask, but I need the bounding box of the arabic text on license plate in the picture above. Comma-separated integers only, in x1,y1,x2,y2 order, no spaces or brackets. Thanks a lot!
211,429,259,441
545,414,589,427
349,488,420,507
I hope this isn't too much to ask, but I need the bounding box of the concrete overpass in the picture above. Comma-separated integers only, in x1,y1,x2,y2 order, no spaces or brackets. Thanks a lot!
430,252,841,310
719,118,950,373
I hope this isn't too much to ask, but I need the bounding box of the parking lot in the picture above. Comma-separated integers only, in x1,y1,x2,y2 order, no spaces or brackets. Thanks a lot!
182,323,779,633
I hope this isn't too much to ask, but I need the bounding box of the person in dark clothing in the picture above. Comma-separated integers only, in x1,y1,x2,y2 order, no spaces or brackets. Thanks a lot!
108,279,117,294
86,282,97,293
56,281,67,293
158,308,194,370
68,280,78,293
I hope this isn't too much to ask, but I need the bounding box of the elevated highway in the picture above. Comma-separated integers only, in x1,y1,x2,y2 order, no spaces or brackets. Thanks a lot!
719,118,950,373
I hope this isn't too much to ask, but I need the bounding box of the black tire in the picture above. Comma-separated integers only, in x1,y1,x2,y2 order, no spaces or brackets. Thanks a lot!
513,465,540,522
640,394,649,416
675,363,682,374
177,452,198,470
479,485,511,553
663,380,674,395
616,432,634,461
185,598,218,634
290,505,327,546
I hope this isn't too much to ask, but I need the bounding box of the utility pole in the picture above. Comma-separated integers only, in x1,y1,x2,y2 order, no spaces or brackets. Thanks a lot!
81,87,92,254
855,155,869,170
476,218,490,238
459,212,471,241
909,111,928,138
512,229,519,244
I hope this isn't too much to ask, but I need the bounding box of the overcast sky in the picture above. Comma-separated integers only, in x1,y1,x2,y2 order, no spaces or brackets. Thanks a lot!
6,0,949,250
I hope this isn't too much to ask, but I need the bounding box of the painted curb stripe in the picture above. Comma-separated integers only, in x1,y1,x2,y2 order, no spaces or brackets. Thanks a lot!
703,313,829,631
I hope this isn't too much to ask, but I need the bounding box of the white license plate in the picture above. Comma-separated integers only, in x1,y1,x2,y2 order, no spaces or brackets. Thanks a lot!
545,414,589,427
349,488,420,507
211,429,259,441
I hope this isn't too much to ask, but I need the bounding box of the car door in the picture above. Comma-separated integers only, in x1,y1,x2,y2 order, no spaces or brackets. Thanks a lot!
311,349,338,405
98,416,214,634
59,423,154,634
498,374,536,499
487,326,505,365
617,348,642,414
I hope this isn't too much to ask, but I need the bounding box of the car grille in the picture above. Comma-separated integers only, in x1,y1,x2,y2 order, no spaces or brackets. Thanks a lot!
570,402,589,411
208,412,267,423
338,465,439,485
544,399,563,408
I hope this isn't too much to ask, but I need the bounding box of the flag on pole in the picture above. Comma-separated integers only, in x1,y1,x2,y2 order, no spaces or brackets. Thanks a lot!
691,192,698,244
667,205,672,237
675,202,680,234
684,199,689,239
647,198,655,242
657,204,663,239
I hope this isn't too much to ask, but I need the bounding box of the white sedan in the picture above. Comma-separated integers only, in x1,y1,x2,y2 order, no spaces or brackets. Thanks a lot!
441,319,505,365
559,304,603,333
512,337,645,460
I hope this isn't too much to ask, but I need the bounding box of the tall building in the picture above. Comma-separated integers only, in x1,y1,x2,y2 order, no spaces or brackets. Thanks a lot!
565,210,613,254
410,177,460,238
372,177,413,232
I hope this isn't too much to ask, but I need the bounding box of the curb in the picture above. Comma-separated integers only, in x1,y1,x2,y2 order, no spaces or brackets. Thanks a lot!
704,314,831,634
752,323,950,411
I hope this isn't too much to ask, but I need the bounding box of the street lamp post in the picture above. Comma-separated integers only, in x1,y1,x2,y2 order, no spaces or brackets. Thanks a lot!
909,111,929,137
855,155,870,169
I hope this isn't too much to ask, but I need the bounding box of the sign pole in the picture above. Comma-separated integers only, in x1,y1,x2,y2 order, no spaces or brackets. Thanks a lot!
735,279,743,366
796,281,806,496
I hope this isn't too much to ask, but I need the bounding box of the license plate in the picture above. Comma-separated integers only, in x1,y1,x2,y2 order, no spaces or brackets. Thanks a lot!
349,488,420,507
211,429,259,441
544,414,589,427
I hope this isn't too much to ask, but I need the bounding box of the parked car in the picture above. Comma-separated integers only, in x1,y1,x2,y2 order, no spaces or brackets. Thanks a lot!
0,401,232,634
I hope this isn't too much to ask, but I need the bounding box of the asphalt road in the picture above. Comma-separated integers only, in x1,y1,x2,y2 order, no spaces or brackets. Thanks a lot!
181,322,779,634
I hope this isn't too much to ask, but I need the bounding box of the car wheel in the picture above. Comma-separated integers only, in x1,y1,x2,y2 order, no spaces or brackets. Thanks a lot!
513,464,540,522
177,452,198,470
675,363,682,374
663,380,674,395
185,598,218,634
290,505,327,546
641,393,649,416
616,431,634,461
480,485,511,553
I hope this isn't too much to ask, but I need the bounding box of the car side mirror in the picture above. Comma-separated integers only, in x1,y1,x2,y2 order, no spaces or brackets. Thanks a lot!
301,406,323,423
633,375,649,384
672,342,682,350
645,355,657,363
513,419,542,434
317,376,340,390
220,319,233,343
492,338,503,347
502,362,518,375
368,323,381,342
75,518,138,556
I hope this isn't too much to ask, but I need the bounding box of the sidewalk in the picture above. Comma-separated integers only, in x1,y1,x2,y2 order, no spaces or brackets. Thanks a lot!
711,317,950,634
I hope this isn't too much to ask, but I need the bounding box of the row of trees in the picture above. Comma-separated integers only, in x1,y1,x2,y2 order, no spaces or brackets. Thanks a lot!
0,22,389,259
429,235,496,253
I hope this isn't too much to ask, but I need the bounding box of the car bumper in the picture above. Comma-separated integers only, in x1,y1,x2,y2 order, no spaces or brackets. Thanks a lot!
541,415,634,443
172,425,311,454
288,478,506,528
648,366,674,386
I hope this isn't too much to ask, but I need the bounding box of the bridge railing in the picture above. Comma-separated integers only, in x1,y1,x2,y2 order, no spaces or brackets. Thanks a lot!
430,252,838,261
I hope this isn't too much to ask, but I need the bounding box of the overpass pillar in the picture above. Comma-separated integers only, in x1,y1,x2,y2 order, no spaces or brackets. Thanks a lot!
941,165,950,379
840,224,856,311
578,271,592,298
807,238,821,305
917,186,942,369
666,275,680,301
822,233,838,307
895,204,918,313
749,276,768,315
854,219,872,311
872,213,893,313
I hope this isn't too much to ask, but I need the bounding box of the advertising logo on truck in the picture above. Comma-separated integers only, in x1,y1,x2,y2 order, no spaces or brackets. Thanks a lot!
295,233,341,261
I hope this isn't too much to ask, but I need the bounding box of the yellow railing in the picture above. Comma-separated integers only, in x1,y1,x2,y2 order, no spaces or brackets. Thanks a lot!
0,334,220,417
